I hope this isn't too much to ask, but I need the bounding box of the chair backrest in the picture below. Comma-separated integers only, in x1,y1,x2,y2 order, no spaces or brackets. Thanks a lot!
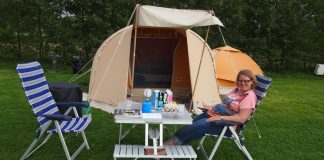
237,75,272,135
16,61,60,130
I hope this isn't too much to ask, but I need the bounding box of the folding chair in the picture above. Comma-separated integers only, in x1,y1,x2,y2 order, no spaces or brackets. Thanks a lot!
17,61,92,160
197,75,271,160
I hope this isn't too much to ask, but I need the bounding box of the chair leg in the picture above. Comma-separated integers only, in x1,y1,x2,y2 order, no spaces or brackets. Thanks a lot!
21,123,52,160
241,145,253,160
70,141,86,160
197,136,208,160
81,131,90,150
55,120,90,160
55,121,72,160
232,135,243,151
196,135,206,150
20,138,40,160
229,127,253,160
25,133,53,158
197,126,228,160
207,126,228,160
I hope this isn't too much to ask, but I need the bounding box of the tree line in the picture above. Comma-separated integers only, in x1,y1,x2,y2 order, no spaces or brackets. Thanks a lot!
0,0,323,72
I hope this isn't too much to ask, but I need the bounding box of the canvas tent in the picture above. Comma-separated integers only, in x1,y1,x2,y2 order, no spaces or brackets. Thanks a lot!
88,5,224,113
213,45,263,93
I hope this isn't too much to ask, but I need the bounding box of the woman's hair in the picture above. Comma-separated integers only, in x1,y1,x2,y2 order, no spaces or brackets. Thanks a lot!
236,69,256,89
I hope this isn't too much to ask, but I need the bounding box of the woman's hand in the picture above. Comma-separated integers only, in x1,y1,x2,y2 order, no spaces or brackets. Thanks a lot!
207,116,221,122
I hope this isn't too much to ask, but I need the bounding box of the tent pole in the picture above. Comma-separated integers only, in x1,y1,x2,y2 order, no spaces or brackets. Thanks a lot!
190,25,210,112
218,26,227,46
130,4,140,101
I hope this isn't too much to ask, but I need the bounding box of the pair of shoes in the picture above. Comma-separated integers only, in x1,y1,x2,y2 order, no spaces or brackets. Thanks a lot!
157,149,166,156
145,148,154,155
145,148,166,155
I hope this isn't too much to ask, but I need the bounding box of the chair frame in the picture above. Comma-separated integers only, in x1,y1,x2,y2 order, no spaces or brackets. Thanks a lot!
17,61,91,160
21,107,90,160
196,75,271,160
197,125,252,160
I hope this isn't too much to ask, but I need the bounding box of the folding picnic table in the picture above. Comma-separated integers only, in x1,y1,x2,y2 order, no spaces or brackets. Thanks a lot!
113,102,197,159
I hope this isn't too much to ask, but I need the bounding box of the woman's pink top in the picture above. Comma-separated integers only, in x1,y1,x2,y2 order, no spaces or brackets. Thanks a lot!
230,88,257,110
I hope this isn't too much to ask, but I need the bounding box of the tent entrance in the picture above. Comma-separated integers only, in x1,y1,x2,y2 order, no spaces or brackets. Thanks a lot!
133,37,179,88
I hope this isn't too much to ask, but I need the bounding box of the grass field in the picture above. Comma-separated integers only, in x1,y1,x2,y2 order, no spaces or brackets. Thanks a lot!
0,65,324,160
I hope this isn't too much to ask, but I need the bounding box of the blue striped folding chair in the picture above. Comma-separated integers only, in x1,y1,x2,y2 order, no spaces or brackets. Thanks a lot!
197,75,271,160
17,61,92,160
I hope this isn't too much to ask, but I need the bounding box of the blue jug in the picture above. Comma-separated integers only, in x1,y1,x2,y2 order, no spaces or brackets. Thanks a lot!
142,99,151,113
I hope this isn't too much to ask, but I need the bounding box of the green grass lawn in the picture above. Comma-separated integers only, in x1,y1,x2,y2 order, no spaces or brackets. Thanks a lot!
0,66,324,160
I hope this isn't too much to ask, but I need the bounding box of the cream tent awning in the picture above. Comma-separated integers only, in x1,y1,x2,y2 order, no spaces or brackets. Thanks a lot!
137,5,224,28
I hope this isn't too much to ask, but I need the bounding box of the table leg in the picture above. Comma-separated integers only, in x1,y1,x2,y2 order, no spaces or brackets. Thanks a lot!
119,123,122,144
118,124,138,144
145,123,148,146
160,123,163,146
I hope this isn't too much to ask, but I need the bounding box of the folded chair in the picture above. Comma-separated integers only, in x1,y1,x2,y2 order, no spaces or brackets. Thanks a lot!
17,61,92,160
197,75,271,160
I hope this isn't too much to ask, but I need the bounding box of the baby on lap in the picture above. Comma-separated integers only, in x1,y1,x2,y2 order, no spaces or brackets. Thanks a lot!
207,93,247,116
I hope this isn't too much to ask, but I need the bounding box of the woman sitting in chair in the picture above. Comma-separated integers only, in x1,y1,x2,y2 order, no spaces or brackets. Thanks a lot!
147,69,257,155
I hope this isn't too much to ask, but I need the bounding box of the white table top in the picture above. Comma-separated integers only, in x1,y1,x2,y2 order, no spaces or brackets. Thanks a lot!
114,102,193,124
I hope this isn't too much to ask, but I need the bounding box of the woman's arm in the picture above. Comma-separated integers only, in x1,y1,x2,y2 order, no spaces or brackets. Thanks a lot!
207,108,253,123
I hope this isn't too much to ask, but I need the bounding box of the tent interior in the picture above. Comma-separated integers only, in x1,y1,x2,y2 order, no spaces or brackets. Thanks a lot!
129,28,192,102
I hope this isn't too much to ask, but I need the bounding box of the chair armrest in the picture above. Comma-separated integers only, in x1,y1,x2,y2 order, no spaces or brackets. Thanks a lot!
224,121,243,126
56,102,85,108
211,120,243,126
36,113,72,121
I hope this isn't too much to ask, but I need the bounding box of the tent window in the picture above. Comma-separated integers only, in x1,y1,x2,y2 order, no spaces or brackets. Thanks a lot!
133,38,179,88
